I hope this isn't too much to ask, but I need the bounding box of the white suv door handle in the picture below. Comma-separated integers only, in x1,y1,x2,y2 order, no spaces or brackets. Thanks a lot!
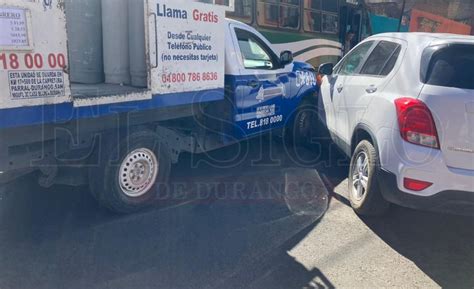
366,85,377,94
336,84,343,93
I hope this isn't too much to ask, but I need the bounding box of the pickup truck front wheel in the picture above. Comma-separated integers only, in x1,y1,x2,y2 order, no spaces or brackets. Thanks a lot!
89,130,171,214
283,100,316,145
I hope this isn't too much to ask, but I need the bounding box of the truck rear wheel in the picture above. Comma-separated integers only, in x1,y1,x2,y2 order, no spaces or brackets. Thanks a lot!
89,130,171,214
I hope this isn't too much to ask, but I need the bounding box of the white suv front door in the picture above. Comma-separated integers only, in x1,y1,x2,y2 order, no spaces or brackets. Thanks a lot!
331,41,375,143
337,40,403,143
319,67,346,135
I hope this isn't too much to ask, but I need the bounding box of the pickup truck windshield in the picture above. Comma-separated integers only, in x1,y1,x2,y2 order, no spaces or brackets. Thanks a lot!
235,28,275,69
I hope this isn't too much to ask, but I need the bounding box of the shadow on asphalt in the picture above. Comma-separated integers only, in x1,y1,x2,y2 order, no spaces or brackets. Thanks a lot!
0,136,335,289
318,141,474,289
0,135,472,288
362,207,474,289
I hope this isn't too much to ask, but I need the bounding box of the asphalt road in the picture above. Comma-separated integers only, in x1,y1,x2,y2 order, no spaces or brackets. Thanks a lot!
0,136,473,289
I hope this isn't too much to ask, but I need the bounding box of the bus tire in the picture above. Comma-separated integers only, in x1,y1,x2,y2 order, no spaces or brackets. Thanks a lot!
89,130,171,214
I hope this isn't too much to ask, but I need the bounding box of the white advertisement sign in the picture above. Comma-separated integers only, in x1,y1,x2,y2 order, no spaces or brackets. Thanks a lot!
0,2,70,109
150,0,225,94
0,7,29,48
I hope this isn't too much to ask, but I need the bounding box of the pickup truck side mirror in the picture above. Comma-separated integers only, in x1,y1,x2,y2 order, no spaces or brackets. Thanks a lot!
318,63,334,75
280,50,293,67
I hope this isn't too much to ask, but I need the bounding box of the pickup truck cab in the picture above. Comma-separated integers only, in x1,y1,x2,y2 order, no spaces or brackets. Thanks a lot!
0,0,317,213
224,19,317,139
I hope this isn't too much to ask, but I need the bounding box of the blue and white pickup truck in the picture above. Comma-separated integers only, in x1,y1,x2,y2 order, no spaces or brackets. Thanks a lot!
0,0,317,213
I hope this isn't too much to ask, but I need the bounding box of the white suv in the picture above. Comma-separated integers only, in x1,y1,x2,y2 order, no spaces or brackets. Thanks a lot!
318,33,474,216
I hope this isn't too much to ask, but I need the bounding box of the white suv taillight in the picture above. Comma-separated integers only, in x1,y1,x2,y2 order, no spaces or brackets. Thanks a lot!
394,98,440,149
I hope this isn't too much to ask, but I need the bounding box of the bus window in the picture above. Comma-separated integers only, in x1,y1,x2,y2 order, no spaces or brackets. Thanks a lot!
227,0,253,24
322,0,338,13
322,13,338,33
257,1,278,28
197,0,230,4
308,0,321,10
280,2,300,29
304,10,322,32
257,0,301,30
303,0,338,34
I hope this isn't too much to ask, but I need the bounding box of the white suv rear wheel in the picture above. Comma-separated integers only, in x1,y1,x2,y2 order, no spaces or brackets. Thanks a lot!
349,140,390,216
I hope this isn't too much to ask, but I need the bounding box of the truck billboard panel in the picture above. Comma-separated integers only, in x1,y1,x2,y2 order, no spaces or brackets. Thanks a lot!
0,1,71,109
149,0,226,94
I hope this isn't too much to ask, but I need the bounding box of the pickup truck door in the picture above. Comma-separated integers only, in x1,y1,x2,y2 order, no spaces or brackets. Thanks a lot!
230,25,291,138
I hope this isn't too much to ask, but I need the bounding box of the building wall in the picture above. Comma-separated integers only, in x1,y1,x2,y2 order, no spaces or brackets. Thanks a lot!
365,0,474,35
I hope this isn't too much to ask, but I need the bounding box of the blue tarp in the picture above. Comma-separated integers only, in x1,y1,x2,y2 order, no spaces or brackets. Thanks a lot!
369,13,409,34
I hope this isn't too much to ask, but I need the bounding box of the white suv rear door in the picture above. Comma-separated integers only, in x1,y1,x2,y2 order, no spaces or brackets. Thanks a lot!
418,44,474,171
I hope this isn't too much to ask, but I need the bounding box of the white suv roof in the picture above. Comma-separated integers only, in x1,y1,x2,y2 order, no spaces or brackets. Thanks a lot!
367,32,474,45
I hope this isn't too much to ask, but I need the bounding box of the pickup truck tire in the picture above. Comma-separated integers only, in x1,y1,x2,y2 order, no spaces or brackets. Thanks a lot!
284,100,316,145
89,130,171,214
348,140,390,216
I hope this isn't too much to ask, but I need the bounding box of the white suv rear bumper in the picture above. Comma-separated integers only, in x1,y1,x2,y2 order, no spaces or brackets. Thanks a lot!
376,127,474,211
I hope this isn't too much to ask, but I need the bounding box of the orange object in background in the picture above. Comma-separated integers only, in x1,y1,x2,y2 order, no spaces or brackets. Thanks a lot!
316,73,323,86
409,9,472,35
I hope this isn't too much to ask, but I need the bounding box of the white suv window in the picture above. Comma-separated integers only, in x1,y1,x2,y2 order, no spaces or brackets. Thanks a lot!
424,44,474,89
337,41,374,76
360,41,401,76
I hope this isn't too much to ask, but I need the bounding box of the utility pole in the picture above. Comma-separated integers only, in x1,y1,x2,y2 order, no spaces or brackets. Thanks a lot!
397,0,407,32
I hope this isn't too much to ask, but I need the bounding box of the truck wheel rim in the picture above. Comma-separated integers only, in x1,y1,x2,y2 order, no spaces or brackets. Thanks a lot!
119,148,159,198
351,151,369,201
